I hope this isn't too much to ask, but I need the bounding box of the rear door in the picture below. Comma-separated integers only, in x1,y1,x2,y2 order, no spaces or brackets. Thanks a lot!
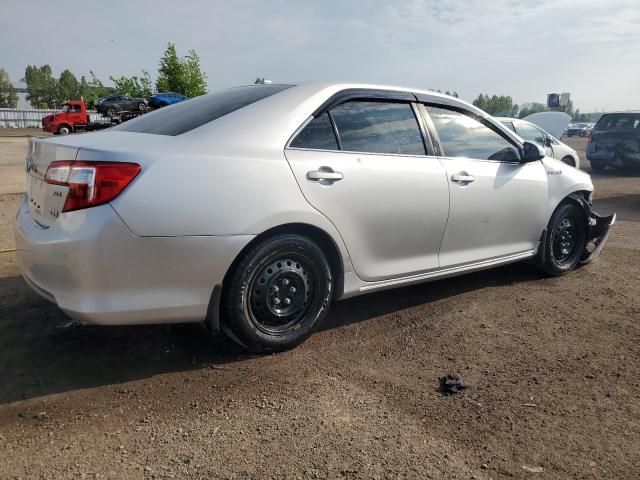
422,104,548,268
285,96,450,281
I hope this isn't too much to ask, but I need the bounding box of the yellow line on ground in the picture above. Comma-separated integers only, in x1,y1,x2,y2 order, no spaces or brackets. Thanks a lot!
0,248,17,253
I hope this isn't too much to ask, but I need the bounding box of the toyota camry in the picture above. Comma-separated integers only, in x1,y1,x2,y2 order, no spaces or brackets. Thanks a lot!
15,82,615,352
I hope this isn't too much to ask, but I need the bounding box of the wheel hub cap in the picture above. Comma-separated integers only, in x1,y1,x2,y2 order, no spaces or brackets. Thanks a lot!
249,258,312,332
553,217,577,263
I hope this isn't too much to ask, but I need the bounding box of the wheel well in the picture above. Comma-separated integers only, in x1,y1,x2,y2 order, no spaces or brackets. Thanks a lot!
561,155,576,167
222,223,344,295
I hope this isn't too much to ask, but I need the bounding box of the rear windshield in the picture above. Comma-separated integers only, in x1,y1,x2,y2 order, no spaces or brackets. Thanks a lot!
595,113,640,131
113,84,293,136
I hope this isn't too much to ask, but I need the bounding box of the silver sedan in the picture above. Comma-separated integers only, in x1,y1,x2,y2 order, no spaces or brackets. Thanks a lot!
15,82,615,352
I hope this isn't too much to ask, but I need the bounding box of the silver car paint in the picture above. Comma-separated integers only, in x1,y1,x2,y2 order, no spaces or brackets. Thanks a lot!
16,82,595,326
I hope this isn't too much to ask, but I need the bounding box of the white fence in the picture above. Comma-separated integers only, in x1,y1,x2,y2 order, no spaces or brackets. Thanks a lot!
0,108,107,128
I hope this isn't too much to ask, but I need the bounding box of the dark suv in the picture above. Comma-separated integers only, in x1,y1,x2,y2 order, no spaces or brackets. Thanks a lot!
94,95,148,117
587,112,640,171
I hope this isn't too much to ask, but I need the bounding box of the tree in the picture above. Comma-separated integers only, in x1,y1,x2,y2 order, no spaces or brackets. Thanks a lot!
156,43,207,97
0,68,18,108
472,93,513,116
517,102,547,118
24,64,58,108
57,69,79,104
110,70,153,97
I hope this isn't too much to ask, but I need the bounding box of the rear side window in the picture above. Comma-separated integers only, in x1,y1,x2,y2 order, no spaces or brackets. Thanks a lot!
596,114,640,130
330,101,425,155
114,84,292,136
426,106,520,162
290,113,338,150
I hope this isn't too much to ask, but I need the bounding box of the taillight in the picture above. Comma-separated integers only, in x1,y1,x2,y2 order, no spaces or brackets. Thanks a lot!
45,161,141,212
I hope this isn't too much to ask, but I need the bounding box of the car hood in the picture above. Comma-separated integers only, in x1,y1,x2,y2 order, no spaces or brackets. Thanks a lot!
524,112,572,139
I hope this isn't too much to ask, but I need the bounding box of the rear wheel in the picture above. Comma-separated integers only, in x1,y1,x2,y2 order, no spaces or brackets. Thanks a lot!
222,234,333,352
540,202,587,276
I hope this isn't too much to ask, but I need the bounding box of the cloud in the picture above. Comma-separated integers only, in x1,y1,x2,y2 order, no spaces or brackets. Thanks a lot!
1,0,638,111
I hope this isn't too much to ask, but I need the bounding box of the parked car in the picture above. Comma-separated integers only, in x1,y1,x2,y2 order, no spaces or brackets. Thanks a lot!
148,92,187,108
566,123,590,137
94,94,148,117
16,83,615,352
497,117,580,168
586,112,640,171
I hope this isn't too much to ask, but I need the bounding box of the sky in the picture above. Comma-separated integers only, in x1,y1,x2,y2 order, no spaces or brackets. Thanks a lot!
2,0,638,112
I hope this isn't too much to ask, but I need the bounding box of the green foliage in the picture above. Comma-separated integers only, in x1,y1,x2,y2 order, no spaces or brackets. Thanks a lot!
110,70,153,97
472,93,513,116
57,69,79,104
0,68,18,108
517,102,547,118
24,64,58,108
156,43,207,97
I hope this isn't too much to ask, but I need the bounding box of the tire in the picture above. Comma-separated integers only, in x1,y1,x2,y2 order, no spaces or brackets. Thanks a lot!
540,202,587,276
567,133,573,137
590,160,606,172
222,234,333,352
106,107,117,117
137,102,146,111
561,156,575,167
57,124,71,135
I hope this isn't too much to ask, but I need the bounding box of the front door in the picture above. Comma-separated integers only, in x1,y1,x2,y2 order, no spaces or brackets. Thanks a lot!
285,100,450,281
422,105,548,268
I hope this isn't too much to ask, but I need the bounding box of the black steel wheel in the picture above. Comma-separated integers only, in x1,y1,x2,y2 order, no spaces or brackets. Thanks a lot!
540,202,587,276
222,234,333,352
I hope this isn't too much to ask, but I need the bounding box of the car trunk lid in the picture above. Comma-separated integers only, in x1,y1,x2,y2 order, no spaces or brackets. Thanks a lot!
25,131,162,227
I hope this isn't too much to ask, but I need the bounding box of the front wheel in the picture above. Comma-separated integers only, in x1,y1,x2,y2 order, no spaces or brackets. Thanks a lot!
540,202,587,276
222,234,333,352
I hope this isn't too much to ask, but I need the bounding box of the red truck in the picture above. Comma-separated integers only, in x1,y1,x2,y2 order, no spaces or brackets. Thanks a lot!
42,100,112,135
42,100,146,135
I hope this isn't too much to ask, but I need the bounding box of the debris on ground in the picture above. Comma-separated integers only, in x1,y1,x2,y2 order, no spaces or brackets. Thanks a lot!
438,374,468,396
522,465,544,473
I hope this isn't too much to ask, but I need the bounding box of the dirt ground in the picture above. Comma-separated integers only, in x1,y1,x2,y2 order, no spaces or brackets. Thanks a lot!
0,132,638,479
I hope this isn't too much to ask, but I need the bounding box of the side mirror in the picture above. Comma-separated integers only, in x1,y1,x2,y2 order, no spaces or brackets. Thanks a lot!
544,137,552,147
522,141,545,162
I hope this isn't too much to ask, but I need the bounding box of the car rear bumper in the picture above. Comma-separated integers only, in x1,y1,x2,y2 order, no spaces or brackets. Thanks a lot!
15,198,254,325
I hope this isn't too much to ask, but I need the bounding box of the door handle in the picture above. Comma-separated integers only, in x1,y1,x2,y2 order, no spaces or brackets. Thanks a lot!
451,173,475,184
306,167,343,183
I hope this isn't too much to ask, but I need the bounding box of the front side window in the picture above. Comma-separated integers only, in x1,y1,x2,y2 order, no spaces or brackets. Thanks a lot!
517,122,546,145
330,101,425,155
426,106,520,162
290,112,338,150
